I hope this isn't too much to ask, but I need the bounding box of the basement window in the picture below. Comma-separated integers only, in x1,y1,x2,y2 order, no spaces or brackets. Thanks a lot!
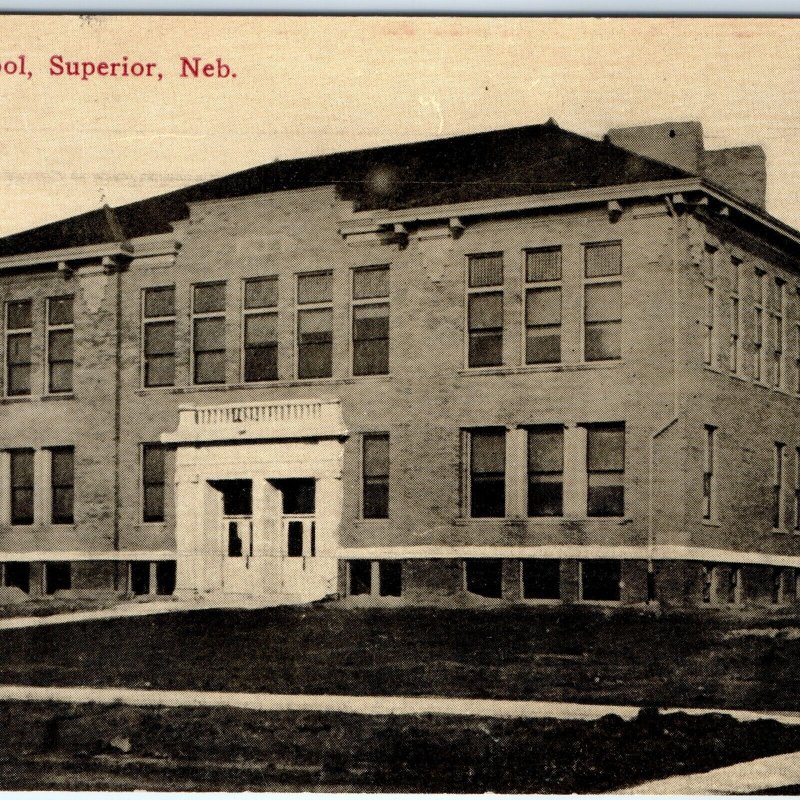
522,559,561,600
2,562,30,594
349,560,371,596
580,560,621,602
155,562,176,596
44,562,71,595
379,561,402,597
130,562,150,595
465,559,503,599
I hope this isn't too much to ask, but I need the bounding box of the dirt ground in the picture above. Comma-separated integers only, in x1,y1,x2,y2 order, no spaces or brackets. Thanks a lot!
1,702,800,792
1,604,800,711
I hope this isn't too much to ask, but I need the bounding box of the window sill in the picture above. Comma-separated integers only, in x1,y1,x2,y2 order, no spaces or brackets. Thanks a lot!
702,519,721,527
578,598,622,606
772,528,790,535
520,597,562,605
1,393,75,404
42,393,75,401
135,375,392,395
459,361,623,377
455,516,631,525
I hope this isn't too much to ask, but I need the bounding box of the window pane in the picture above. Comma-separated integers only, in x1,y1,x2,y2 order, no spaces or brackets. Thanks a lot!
145,355,175,388
244,344,278,382
244,277,278,309
527,331,561,364
354,340,389,376
7,300,31,330
363,479,389,518
10,450,33,487
469,330,503,368
522,559,561,600
143,445,165,483
526,248,562,282
48,296,73,325
465,559,502,597
8,333,30,365
353,266,389,300
585,282,621,323
528,477,563,516
363,434,389,477
379,561,402,597
8,364,31,396
245,313,277,346
287,520,303,557
193,317,225,351
52,486,74,524
142,486,164,523
144,286,175,318
468,292,502,330
144,321,175,356
11,488,33,525
468,254,503,288
471,430,505,473
298,308,332,342
48,329,73,361
297,271,332,304
298,342,332,379
193,283,225,314
349,560,372,595
585,242,622,278
51,448,73,486
528,427,563,472
194,351,226,384
278,479,315,515
587,424,625,471
353,303,389,340
49,363,72,393
585,321,621,361
526,288,561,326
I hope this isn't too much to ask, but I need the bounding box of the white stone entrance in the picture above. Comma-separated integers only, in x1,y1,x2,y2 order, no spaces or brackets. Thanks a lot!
162,400,347,602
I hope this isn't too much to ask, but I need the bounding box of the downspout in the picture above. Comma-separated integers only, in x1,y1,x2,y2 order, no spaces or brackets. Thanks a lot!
646,194,682,602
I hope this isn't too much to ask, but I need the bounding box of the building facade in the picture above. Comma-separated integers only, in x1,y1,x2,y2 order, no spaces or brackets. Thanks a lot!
1,120,800,607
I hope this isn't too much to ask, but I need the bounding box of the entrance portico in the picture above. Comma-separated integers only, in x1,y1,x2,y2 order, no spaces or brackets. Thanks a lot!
162,399,347,602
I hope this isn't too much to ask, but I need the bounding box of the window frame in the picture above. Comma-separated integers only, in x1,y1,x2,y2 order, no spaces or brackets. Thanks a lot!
49,446,74,525
45,295,74,395
754,268,768,383
295,270,334,380
4,299,32,398
526,424,564,518
702,244,717,368
241,276,279,384
582,241,622,363
141,285,176,389
771,276,786,389
351,265,390,377
523,246,563,366
702,425,717,522
465,252,504,369
465,427,506,519
774,441,787,532
141,443,167,524
361,432,390,519
9,448,34,526
729,256,742,374
585,422,625,518
191,281,226,386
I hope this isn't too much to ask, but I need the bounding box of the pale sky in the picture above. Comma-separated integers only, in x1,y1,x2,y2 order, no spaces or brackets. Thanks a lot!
2,16,800,238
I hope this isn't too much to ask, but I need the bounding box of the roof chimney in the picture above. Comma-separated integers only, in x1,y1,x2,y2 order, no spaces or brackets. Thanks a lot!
606,121,767,210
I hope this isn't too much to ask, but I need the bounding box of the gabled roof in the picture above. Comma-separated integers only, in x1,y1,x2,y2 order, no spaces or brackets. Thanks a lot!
0,121,693,258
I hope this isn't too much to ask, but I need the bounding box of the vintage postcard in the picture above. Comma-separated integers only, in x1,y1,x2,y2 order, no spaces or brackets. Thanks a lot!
1,14,800,793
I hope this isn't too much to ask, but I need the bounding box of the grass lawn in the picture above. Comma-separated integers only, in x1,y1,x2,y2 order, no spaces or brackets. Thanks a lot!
1,604,800,710
1,702,800,792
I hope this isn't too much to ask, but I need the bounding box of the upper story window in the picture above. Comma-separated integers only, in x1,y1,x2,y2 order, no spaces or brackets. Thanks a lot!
525,247,562,365
703,425,717,521
754,268,767,382
142,286,176,388
46,295,74,395
702,245,717,367
192,282,226,385
467,427,506,518
352,266,389,376
586,422,625,517
5,300,32,397
466,253,503,368
771,277,786,389
583,242,622,362
729,256,742,374
296,271,333,379
243,276,278,382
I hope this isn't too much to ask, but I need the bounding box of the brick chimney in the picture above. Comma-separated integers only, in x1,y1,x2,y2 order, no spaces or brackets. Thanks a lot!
606,121,766,210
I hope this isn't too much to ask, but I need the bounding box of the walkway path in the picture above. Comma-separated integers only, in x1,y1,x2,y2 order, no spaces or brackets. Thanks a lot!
3,684,800,726
617,749,800,794
0,596,292,631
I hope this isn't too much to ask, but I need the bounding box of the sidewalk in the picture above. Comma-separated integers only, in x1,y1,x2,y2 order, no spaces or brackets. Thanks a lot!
0,595,293,631
4,684,800,726
616,749,800,794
